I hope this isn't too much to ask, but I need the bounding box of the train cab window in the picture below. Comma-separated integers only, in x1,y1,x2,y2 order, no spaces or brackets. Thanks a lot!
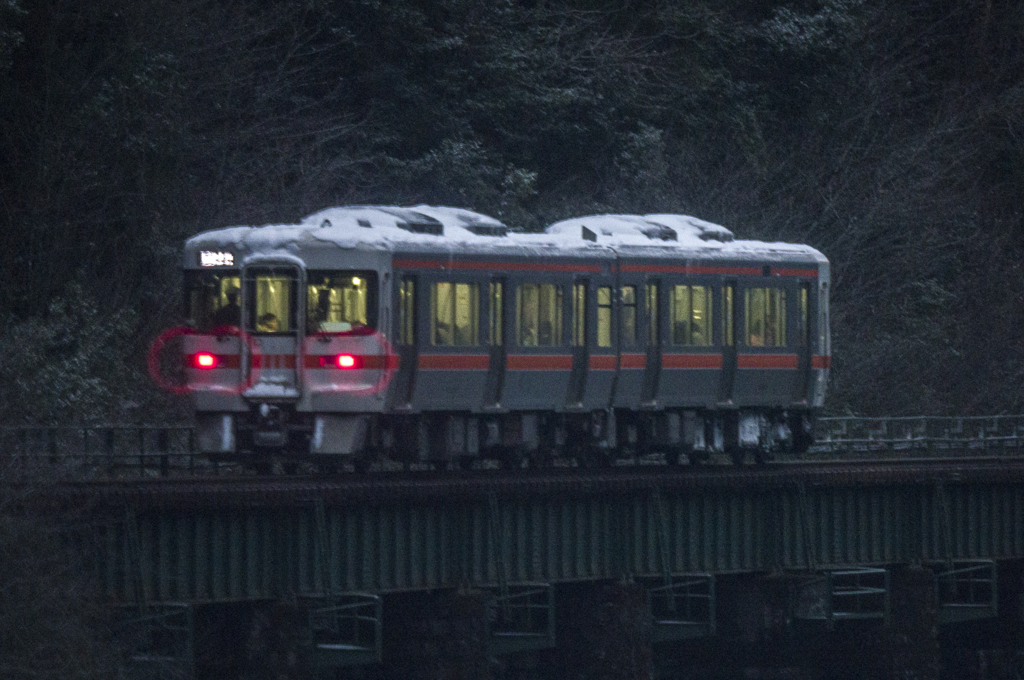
571,283,586,347
745,287,786,346
489,281,503,346
398,278,415,345
432,282,479,346
671,285,713,346
621,285,637,347
517,283,563,346
247,268,297,334
597,286,612,347
186,271,241,331
306,271,378,334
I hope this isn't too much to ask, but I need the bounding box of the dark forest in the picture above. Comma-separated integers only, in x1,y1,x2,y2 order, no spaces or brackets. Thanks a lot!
1,0,1023,423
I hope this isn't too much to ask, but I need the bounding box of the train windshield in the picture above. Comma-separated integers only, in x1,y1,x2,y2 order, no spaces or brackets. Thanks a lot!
186,271,242,331
307,271,378,334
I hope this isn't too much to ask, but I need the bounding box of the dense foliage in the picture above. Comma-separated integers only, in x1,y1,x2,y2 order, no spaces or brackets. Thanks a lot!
1,0,1022,422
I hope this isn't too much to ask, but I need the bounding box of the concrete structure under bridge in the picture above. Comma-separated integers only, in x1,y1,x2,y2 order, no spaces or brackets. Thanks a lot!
22,454,1024,678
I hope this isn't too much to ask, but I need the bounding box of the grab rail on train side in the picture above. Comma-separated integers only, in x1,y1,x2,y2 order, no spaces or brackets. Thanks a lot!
808,415,1024,456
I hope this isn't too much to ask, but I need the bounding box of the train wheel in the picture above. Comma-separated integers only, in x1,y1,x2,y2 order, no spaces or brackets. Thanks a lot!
500,447,525,470
577,447,607,469
254,456,274,476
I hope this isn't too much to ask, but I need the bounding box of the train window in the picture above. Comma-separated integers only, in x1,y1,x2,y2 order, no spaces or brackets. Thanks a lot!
399,278,415,345
723,284,735,346
621,286,637,347
745,287,786,346
671,285,713,346
571,283,586,347
646,282,659,346
432,282,480,346
306,271,378,334
243,268,297,334
185,271,241,331
517,283,563,346
489,281,503,346
597,286,612,347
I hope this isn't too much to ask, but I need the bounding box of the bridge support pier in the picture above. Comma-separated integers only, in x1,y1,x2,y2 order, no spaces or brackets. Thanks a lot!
886,565,941,679
552,580,653,680
810,565,939,680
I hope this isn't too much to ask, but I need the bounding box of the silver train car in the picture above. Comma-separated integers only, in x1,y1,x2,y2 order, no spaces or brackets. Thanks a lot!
182,206,829,468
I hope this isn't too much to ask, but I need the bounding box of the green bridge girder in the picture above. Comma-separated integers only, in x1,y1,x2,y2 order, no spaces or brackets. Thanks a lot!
91,463,1024,605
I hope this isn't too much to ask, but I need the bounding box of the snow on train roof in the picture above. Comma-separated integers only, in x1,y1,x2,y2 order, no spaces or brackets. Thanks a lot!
185,205,825,262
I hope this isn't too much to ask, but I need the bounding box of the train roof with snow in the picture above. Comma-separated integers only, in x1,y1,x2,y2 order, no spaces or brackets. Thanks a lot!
183,205,829,273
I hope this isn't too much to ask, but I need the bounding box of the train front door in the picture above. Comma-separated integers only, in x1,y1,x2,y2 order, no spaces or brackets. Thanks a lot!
242,264,301,397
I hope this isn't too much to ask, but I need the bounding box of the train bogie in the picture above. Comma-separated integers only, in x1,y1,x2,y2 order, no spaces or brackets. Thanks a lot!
180,206,829,468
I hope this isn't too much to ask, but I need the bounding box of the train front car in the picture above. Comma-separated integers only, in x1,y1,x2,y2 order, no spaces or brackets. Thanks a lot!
181,207,454,467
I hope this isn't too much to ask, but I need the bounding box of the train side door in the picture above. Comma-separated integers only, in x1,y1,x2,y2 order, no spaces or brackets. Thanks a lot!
718,281,737,404
391,274,418,407
566,280,588,405
484,278,507,406
641,280,661,404
793,280,812,403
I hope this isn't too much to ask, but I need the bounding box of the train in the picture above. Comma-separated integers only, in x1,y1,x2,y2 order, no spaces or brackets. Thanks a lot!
180,205,829,469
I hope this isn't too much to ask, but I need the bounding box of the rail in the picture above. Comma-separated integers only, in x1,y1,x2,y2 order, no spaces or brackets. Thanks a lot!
1,415,1024,479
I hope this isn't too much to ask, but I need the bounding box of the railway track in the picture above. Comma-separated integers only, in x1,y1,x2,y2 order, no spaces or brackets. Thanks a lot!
33,454,1024,509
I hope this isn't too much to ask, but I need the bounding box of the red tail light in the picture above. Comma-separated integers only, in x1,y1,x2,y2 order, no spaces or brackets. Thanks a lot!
336,354,358,369
194,353,218,369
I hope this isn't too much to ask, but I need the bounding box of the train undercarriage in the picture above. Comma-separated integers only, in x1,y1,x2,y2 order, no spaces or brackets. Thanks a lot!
197,406,816,472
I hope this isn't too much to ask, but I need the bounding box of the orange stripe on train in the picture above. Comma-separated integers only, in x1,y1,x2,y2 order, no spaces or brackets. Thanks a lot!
737,354,799,369
662,354,723,369
506,355,573,370
418,354,490,370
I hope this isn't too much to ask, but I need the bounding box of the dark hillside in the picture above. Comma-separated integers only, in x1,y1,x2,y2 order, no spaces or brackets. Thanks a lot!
0,0,1022,422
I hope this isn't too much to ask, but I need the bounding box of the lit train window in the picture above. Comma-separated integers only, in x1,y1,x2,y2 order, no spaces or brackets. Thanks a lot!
745,287,786,347
432,282,479,345
671,285,713,346
517,284,563,346
597,287,612,347
307,271,378,334
247,269,297,334
185,271,241,331
621,286,637,347
571,283,586,347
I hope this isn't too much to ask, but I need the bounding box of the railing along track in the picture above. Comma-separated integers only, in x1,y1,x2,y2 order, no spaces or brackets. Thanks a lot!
2,415,1024,482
